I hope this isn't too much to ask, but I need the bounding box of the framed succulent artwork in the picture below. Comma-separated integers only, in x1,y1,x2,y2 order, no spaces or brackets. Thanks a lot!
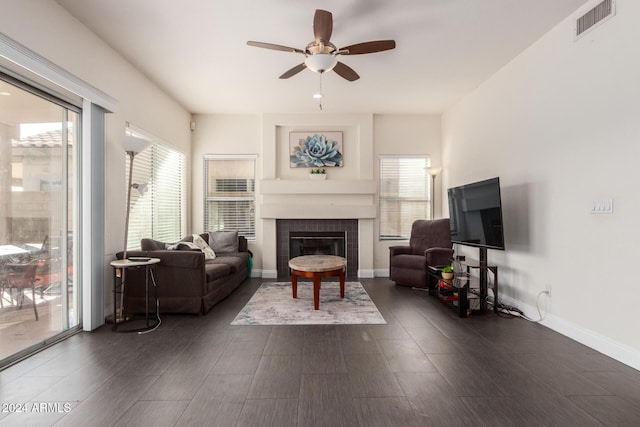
289,131,343,168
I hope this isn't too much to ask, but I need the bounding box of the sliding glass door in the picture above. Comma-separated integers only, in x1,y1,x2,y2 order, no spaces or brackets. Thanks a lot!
0,74,80,366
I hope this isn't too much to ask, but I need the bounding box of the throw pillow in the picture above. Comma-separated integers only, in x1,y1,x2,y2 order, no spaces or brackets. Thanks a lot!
208,230,239,253
166,241,200,251
192,234,216,259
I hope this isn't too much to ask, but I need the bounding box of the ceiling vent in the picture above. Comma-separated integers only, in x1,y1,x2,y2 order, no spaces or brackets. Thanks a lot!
575,0,615,39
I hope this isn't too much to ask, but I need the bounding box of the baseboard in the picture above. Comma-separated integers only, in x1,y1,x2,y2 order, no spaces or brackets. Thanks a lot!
261,270,278,279
500,294,640,371
249,268,262,278
358,269,375,278
374,269,389,277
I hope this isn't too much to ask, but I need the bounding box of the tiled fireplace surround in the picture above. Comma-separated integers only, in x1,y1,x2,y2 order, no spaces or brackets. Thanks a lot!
276,219,359,278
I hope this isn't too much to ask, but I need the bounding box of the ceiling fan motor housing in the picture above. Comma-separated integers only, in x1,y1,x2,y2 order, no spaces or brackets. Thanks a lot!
305,53,337,73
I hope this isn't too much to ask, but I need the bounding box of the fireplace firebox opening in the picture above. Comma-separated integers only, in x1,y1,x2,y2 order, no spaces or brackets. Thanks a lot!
289,231,346,258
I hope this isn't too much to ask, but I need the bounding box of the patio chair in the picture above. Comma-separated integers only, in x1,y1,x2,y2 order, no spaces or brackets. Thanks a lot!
3,260,40,320
35,233,73,296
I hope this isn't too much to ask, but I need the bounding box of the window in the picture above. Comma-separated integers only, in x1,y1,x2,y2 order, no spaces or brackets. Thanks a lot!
379,155,431,240
126,134,186,249
204,155,256,240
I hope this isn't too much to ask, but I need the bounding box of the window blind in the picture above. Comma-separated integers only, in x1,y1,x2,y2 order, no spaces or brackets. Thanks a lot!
379,155,431,240
126,139,186,250
204,155,256,240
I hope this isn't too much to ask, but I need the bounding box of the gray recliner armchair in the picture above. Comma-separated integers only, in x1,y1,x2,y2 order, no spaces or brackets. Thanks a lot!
389,219,454,288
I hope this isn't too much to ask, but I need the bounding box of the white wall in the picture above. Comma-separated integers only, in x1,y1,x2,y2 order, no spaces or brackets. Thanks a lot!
373,114,442,274
1,1,192,317
442,0,640,369
191,114,263,268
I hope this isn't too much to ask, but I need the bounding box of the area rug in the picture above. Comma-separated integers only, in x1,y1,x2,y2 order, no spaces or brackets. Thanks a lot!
231,281,386,325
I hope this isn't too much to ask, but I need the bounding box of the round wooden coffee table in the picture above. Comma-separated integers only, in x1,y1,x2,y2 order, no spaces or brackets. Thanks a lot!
288,255,347,310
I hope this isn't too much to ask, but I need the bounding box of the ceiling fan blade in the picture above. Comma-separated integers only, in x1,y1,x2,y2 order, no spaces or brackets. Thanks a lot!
340,40,396,55
247,41,304,54
279,63,307,79
313,9,333,44
333,62,360,82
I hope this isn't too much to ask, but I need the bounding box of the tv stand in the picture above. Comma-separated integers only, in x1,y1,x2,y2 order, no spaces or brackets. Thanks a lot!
427,248,498,317
435,276,474,317
463,247,498,313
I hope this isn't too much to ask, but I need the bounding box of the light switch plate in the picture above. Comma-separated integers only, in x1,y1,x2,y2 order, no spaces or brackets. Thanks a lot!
591,198,613,214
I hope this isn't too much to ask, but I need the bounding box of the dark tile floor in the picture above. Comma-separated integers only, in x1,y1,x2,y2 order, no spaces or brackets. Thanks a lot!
1,278,640,426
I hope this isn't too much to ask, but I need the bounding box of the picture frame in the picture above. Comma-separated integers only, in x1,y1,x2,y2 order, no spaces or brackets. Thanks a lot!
289,131,343,168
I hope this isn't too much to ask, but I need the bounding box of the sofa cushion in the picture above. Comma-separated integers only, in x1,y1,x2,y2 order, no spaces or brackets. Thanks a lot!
209,254,247,274
409,219,452,255
208,230,238,253
204,262,231,282
390,253,426,270
141,238,167,251
166,241,200,251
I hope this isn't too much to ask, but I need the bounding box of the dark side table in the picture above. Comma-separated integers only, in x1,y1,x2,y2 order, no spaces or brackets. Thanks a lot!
110,257,161,333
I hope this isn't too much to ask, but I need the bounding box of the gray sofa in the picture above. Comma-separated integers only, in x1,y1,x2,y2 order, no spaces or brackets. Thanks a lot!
119,232,249,315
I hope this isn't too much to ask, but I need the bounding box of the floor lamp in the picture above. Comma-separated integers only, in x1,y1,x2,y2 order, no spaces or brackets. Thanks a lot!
119,134,152,320
428,167,442,219
122,134,152,260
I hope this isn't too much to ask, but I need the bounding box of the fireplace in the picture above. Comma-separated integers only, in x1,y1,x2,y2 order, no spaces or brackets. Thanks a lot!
290,231,346,258
276,219,358,278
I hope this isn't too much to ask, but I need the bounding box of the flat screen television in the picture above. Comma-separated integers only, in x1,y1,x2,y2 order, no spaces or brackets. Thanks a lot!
447,177,505,250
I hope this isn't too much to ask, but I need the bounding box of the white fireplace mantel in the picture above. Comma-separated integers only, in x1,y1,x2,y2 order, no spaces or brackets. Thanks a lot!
260,179,376,195
259,179,377,220
259,180,376,277
260,205,375,220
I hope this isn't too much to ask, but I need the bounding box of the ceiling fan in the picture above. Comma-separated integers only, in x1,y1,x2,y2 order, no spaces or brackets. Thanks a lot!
247,9,396,82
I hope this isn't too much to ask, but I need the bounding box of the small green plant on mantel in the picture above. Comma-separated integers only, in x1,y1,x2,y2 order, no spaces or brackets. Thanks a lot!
310,168,327,174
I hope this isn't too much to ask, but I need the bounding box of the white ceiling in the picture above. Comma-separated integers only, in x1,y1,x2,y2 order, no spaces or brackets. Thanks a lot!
56,0,588,115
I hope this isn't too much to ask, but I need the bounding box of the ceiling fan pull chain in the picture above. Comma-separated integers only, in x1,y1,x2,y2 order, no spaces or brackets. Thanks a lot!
313,72,324,106
319,73,323,110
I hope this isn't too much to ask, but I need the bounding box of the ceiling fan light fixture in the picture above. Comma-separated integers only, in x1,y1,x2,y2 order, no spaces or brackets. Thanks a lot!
304,54,337,73
248,9,396,83
312,93,323,99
